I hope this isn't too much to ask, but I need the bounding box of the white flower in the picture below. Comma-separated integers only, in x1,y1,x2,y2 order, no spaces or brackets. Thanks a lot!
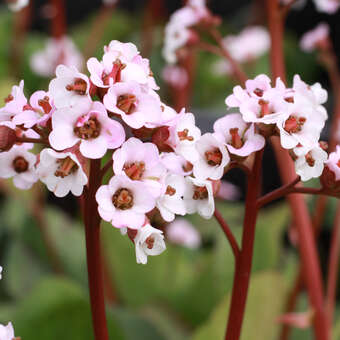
7,0,28,11
192,133,230,180
49,65,90,109
30,37,83,77
300,23,329,52
0,146,38,189
156,174,187,222
134,224,166,264
167,218,201,249
183,176,214,219
313,0,340,14
0,322,15,340
293,144,328,181
36,149,88,197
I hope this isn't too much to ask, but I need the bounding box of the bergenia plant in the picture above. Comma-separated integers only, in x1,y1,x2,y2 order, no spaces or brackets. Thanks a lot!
2,0,340,340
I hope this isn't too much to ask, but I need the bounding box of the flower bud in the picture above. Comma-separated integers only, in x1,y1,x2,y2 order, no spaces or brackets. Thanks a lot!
0,126,17,152
152,126,173,152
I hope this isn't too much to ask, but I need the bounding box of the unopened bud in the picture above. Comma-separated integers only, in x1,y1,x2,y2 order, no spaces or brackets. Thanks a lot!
0,125,17,152
152,126,173,152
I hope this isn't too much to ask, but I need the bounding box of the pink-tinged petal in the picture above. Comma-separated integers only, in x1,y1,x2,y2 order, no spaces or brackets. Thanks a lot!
103,119,125,149
80,136,108,159
13,176,33,190
49,126,78,151
96,185,115,211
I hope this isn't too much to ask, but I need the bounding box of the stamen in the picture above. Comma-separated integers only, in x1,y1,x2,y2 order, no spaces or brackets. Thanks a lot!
178,129,194,141
284,115,305,134
337,160,340,168
66,78,88,95
124,162,145,180
112,188,134,210
305,152,315,167
4,94,13,103
229,128,244,149
74,117,101,140
253,88,263,97
38,96,52,114
205,148,222,166
166,185,176,196
12,156,28,173
117,94,137,114
145,236,155,249
285,96,294,103
102,60,126,85
193,185,208,200
54,157,79,178
259,99,270,117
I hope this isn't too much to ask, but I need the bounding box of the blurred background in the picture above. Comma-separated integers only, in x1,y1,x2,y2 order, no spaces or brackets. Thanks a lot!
0,0,339,339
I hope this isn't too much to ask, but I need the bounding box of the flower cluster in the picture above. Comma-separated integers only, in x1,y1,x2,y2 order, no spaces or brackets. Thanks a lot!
300,23,330,52
313,0,340,14
226,74,329,181
162,0,216,64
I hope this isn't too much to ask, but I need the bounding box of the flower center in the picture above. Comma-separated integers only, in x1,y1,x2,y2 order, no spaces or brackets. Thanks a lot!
337,160,340,168
229,128,244,149
178,128,194,141
205,148,222,166
284,115,306,134
54,157,79,178
145,236,155,249
112,188,134,210
66,78,88,95
166,185,176,196
12,156,28,173
74,117,101,140
117,94,137,114
102,60,126,85
38,96,52,114
259,99,270,117
193,185,208,200
305,152,315,167
4,94,13,103
123,162,145,180
253,88,264,97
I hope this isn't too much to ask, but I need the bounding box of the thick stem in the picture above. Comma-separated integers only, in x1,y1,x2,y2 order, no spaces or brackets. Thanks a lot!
224,150,263,340
326,201,340,325
214,209,240,259
266,1,329,339
51,0,66,39
83,159,109,340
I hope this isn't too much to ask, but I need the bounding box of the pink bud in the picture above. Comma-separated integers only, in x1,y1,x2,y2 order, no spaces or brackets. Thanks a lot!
0,126,17,152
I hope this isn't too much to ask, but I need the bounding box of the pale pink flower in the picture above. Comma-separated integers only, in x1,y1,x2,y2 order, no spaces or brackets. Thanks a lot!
222,26,270,63
313,0,340,13
0,322,15,340
36,148,88,197
160,152,192,176
49,99,125,159
213,113,265,157
325,145,340,181
0,81,27,122
217,180,240,200
30,37,83,77
277,310,314,329
192,133,230,180
49,65,90,108
167,110,201,163
134,224,166,264
167,218,201,249
0,146,38,189
7,0,28,11
96,175,156,229
293,144,328,181
12,90,54,128
156,174,187,222
183,176,214,219
103,81,162,129
112,137,166,197
300,23,330,52
162,65,188,89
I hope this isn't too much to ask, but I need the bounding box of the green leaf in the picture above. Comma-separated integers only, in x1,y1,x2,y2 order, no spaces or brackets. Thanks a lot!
9,277,125,340
192,271,287,340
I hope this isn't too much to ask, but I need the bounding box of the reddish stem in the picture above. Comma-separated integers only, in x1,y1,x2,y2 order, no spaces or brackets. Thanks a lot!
326,201,340,325
83,159,109,340
224,150,263,340
51,0,66,39
266,0,329,338
214,209,240,259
